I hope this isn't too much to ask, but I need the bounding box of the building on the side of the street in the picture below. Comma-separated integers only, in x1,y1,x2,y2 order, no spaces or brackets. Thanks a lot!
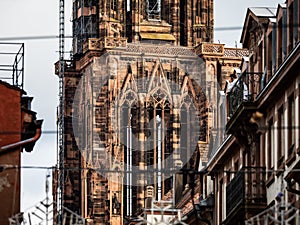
0,43,43,225
53,1,250,225
203,1,300,224
173,46,248,225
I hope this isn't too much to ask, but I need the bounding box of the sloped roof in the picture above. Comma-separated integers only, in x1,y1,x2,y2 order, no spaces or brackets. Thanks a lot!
240,6,277,46
249,7,277,17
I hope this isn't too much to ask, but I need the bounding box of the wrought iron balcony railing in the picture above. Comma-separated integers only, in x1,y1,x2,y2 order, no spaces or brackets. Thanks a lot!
226,167,266,217
227,71,264,118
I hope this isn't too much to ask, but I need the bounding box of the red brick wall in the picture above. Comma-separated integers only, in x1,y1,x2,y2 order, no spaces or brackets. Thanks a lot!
0,82,21,225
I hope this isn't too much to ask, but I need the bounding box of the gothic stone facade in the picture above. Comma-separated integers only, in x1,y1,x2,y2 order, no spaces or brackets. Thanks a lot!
53,0,248,224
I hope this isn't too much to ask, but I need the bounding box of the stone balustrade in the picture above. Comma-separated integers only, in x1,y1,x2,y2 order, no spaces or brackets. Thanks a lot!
83,37,127,53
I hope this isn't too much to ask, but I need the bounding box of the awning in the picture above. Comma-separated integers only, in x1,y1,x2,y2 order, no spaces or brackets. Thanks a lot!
140,33,176,41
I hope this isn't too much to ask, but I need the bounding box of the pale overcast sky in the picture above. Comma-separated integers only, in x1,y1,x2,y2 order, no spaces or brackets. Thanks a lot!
0,0,281,223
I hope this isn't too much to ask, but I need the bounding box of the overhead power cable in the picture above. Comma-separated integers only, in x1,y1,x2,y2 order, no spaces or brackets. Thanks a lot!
0,125,299,135
0,24,299,41
0,35,72,41
1,164,300,175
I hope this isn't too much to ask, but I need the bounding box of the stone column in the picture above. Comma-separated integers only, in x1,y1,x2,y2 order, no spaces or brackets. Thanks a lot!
172,108,182,168
171,0,180,46
137,101,146,209
131,0,141,42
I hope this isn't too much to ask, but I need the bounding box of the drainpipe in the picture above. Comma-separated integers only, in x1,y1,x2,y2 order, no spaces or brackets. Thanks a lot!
0,120,43,154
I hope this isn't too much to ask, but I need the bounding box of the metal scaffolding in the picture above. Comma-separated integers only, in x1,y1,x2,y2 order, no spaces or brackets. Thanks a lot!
245,203,300,225
0,43,24,90
57,0,65,224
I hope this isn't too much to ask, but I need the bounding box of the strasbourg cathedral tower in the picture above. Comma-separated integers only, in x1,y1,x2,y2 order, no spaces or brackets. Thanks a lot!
52,0,243,224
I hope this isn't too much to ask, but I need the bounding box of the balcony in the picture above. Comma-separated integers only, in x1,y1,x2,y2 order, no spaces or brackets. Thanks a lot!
226,71,264,134
224,48,249,59
194,42,224,56
227,71,264,117
83,37,127,53
195,43,249,59
54,60,76,75
225,167,267,223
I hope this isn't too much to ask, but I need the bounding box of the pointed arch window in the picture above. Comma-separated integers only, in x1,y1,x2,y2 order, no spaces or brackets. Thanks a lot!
145,97,172,200
120,98,138,217
180,102,198,188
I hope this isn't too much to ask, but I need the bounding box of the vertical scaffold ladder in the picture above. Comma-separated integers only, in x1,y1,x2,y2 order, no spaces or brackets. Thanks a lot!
58,0,65,224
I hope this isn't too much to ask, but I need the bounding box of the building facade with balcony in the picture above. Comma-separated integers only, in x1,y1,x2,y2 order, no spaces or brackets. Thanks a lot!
204,1,300,224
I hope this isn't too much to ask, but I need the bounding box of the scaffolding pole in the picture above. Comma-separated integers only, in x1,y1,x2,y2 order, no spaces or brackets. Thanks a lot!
58,0,65,224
